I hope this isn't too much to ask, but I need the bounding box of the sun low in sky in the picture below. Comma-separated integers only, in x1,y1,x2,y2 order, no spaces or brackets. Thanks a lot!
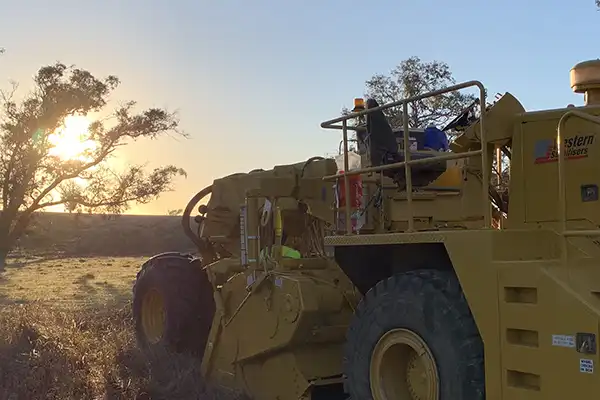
48,115,97,161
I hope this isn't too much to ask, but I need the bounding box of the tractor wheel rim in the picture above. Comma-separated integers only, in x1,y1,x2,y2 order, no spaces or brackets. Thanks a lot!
141,288,166,343
369,328,439,400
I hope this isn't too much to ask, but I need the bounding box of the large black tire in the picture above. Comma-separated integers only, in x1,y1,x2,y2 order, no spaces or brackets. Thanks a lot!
132,253,216,358
343,269,485,399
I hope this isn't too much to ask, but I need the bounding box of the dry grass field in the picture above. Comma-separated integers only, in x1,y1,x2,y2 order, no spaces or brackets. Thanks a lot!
0,257,141,308
0,212,247,400
14,212,197,259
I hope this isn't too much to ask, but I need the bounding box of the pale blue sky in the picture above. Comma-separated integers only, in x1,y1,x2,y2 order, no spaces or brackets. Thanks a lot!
0,0,598,214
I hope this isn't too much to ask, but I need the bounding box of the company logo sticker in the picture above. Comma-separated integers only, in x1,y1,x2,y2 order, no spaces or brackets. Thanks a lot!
534,134,595,164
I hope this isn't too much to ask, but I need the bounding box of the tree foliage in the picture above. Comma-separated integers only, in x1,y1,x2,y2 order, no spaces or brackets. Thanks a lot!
358,56,476,130
0,62,186,268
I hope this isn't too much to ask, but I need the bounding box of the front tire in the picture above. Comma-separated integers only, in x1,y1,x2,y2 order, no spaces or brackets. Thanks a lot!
343,269,485,399
132,254,215,358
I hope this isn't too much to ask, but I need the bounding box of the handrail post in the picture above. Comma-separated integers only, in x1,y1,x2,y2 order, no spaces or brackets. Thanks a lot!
556,110,600,265
557,113,568,266
342,119,352,235
479,86,490,228
402,102,414,232
496,146,503,229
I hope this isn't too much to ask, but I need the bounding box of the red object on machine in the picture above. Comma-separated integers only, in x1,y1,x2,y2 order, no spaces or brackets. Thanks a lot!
336,171,363,232
337,171,363,208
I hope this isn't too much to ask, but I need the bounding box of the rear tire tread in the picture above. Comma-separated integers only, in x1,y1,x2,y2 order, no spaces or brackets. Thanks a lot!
132,253,215,357
342,269,485,399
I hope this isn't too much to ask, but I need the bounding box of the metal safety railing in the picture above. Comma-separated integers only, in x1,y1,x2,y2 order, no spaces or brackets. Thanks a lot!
320,81,490,234
557,110,600,265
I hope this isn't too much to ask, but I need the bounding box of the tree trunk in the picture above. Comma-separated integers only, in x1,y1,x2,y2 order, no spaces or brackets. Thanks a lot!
0,246,7,271
0,229,13,272
0,211,32,272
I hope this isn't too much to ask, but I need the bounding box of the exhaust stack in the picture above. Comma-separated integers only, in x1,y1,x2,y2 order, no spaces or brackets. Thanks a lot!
570,59,600,106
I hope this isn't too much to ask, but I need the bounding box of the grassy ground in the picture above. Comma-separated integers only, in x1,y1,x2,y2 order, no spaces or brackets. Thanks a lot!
0,257,141,308
14,212,197,258
0,213,247,400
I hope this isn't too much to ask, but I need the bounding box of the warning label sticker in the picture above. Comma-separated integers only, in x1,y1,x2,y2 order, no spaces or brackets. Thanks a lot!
552,334,576,348
580,358,594,374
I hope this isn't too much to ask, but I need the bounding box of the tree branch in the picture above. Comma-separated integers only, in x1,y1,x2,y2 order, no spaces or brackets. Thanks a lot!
28,141,117,211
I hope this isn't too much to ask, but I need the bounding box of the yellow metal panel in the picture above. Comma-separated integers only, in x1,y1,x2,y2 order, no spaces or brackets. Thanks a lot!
497,262,600,398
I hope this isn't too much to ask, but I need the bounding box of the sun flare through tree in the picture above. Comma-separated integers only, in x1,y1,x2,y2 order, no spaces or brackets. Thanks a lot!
0,62,188,269
48,115,97,161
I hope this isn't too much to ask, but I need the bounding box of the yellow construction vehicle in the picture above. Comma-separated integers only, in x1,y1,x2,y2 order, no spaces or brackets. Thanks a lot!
132,59,600,399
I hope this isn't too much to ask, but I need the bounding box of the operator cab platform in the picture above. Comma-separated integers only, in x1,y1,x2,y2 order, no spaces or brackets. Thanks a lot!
355,98,448,189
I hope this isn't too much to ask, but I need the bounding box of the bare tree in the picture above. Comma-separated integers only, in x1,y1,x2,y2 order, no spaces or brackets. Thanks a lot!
0,62,187,269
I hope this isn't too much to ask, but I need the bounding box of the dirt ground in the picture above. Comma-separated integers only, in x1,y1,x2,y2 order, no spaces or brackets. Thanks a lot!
0,213,246,400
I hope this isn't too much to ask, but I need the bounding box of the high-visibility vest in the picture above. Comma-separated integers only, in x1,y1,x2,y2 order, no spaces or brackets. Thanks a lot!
281,245,301,259
259,245,301,262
